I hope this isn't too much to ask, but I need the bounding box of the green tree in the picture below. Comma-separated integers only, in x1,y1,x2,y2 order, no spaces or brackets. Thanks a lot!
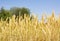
10,7,30,18
20,7,30,17
0,7,11,21
10,7,21,17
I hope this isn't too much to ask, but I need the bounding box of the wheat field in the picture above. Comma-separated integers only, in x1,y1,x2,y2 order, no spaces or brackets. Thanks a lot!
0,13,60,41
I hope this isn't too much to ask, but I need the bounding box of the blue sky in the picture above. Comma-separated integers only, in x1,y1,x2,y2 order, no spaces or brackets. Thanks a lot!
0,0,60,19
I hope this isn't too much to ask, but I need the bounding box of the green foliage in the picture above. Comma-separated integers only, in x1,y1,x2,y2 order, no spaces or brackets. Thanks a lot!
10,7,21,17
0,7,31,20
20,7,30,17
0,7,11,21
10,7,30,18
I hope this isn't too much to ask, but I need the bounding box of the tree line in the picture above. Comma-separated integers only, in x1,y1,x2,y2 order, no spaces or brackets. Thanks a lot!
0,7,31,21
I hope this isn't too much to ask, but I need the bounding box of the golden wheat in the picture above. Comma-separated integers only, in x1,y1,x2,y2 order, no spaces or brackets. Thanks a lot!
0,13,59,41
